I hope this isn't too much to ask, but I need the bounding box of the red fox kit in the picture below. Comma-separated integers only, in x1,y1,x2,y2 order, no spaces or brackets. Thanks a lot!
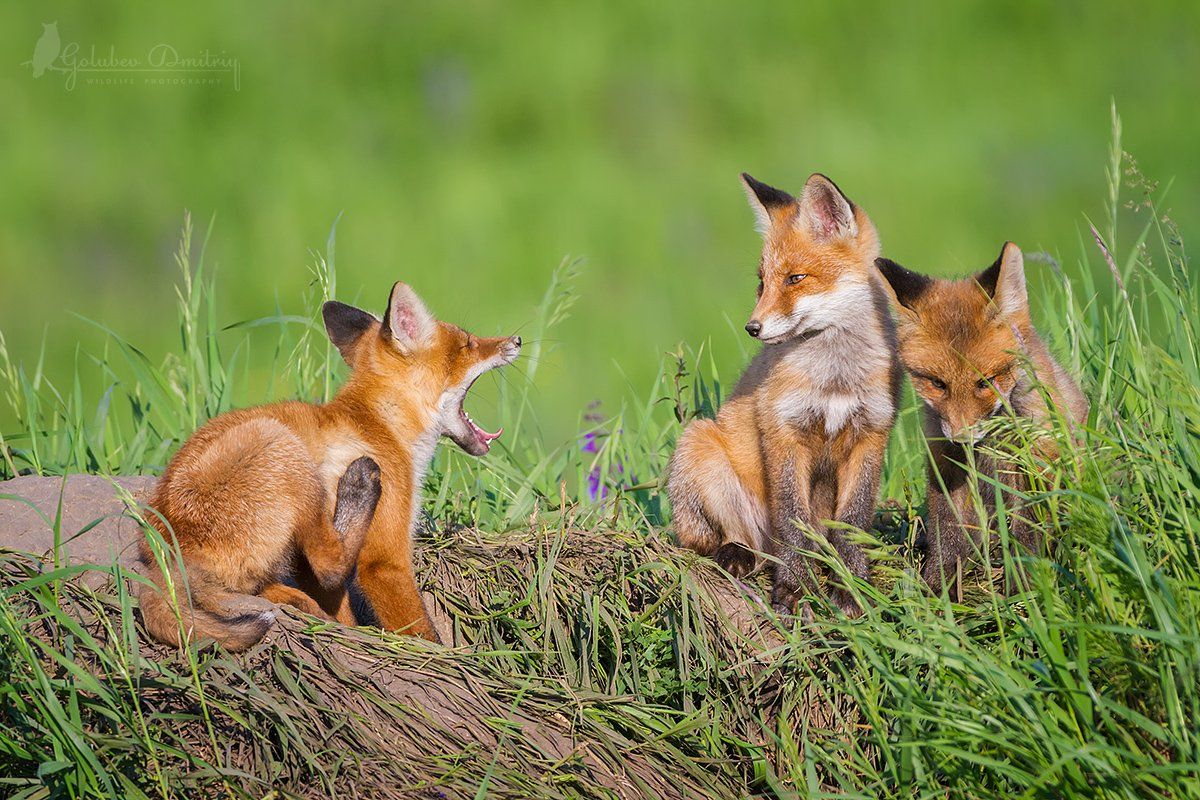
669,173,901,616
876,243,1088,593
138,281,521,649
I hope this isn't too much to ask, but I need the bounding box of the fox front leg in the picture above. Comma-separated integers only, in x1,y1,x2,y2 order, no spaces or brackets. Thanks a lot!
767,448,819,617
994,459,1041,594
353,480,441,643
921,484,971,598
826,430,888,617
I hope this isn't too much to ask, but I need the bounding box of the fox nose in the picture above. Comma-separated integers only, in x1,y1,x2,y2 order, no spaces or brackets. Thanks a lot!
745,320,762,338
510,335,521,348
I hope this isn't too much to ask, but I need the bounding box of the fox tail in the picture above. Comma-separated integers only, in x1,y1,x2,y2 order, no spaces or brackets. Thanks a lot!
137,552,275,652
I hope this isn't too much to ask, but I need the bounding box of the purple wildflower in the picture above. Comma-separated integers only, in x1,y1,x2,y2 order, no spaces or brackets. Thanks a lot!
586,466,609,502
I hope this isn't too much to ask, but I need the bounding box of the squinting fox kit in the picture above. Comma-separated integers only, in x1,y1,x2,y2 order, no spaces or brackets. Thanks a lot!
138,172,1088,648
876,244,1088,593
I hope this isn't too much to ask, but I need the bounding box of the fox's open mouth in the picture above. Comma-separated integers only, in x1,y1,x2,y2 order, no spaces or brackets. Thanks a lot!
453,378,503,455
444,336,521,457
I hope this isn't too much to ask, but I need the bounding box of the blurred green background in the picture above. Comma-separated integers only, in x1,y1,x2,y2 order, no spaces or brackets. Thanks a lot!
1,2,1197,446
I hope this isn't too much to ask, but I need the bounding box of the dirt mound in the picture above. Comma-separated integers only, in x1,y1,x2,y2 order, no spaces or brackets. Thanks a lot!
0,475,850,797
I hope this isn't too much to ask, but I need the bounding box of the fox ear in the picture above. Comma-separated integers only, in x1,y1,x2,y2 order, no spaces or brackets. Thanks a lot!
798,173,857,241
322,301,378,365
977,242,1027,316
740,172,796,234
875,258,931,314
382,282,437,351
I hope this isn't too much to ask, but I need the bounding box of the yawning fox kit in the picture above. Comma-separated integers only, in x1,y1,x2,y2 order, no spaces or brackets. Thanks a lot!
139,282,520,649
138,172,1086,649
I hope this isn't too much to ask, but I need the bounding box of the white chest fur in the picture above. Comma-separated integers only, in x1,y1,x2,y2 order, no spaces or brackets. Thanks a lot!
319,428,439,541
770,325,894,436
408,428,439,534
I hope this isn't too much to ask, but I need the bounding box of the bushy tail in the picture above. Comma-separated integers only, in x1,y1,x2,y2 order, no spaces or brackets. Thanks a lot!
137,553,275,652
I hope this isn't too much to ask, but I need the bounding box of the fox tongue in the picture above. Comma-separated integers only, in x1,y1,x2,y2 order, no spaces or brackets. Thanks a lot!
465,412,502,442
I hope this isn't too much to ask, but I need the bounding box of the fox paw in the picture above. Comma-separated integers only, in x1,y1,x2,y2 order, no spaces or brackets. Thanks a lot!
769,599,815,625
921,557,961,598
714,542,756,578
770,583,801,616
829,587,863,619
334,456,383,540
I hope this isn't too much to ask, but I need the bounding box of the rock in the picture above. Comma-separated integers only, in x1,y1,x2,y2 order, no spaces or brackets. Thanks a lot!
0,474,157,578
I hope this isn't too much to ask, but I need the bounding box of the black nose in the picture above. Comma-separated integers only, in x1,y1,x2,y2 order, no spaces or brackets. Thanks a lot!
745,321,762,338
510,335,521,348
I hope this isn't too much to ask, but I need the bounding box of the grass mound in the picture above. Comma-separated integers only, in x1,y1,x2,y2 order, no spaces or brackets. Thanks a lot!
0,539,759,798
1,521,831,798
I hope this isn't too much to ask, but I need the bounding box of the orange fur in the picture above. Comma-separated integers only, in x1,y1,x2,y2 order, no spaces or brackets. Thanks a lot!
138,282,520,649
877,243,1088,592
670,173,900,616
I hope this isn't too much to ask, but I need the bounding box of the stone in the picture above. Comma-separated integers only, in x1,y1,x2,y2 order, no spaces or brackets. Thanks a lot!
0,474,157,579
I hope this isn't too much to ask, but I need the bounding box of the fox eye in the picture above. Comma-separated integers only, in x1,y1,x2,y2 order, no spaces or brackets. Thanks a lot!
927,376,947,392
786,274,807,286
976,376,993,390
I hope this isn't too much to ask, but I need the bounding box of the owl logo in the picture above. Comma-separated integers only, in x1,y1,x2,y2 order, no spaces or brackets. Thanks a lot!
25,22,62,78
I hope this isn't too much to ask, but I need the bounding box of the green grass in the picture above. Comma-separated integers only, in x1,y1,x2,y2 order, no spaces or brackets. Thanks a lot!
1,119,1199,798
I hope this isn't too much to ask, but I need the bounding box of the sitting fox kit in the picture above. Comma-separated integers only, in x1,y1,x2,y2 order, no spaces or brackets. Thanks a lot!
670,173,900,616
876,243,1088,593
138,281,520,649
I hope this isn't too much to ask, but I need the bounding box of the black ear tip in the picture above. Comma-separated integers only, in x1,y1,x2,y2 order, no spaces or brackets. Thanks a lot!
876,257,931,308
741,173,795,209
875,257,908,276
808,171,852,201
1001,242,1025,265
322,299,357,324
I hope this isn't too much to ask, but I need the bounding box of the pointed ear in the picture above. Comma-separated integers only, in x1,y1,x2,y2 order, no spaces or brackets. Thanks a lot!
381,282,437,351
875,258,931,313
740,172,796,234
977,242,1027,316
797,173,857,241
322,301,377,365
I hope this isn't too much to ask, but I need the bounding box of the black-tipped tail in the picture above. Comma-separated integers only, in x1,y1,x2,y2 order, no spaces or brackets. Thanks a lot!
137,557,275,651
